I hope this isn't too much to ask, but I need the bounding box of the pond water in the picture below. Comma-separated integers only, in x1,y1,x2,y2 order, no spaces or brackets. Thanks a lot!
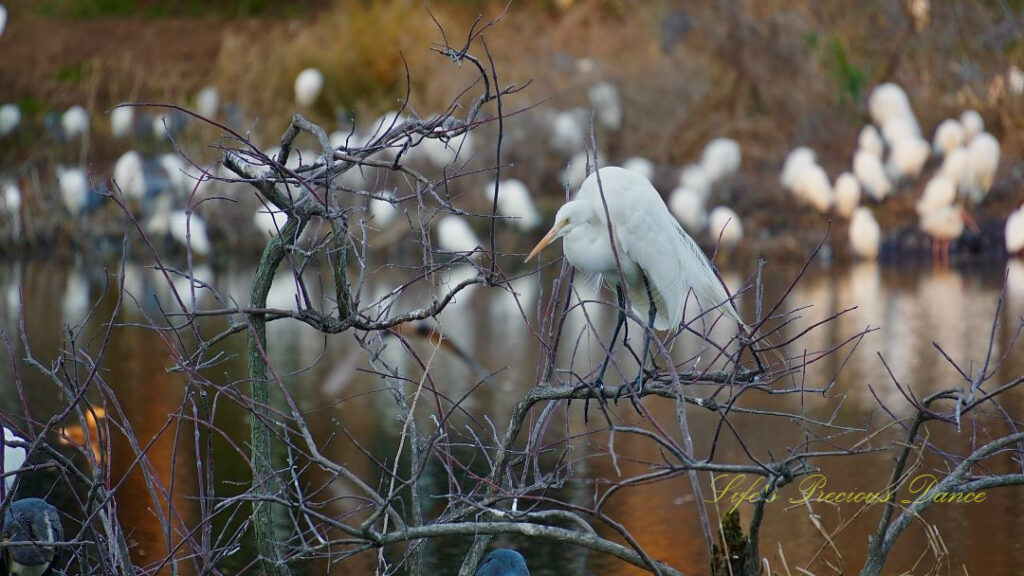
1,255,1023,575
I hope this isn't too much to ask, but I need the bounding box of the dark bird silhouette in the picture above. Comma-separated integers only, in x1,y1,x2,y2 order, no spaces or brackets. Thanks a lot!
2,498,62,576
475,549,530,576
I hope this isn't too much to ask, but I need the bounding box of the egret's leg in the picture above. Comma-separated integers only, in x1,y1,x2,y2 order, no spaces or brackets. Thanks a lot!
617,276,656,411
569,285,626,423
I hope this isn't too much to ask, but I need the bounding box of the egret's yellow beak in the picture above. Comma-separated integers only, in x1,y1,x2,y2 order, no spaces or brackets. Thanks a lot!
526,221,565,262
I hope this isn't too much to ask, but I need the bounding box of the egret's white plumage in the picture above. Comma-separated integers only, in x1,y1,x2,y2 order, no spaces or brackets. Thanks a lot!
834,172,861,218
868,83,919,135
549,108,587,156
880,116,920,146
436,215,481,254
57,166,89,216
1008,65,1024,96
679,164,711,199
849,207,881,259
920,206,967,246
168,211,212,255
780,147,816,191
110,106,133,139
159,153,190,193
960,109,984,142
707,205,744,249
668,186,706,232
931,119,964,157
622,157,655,182
483,179,542,231
114,150,146,200
369,190,399,227
253,207,288,237
700,138,741,184
294,68,324,107
588,81,622,131
3,181,20,215
939,146,968,184
962,132,1000,203
527,167,741,329
61,105,90,139
792,162,833,213
886,135,930,181
0,103,20,137
0,4,7,38
2,426,26,497
857,125,884,158
419,130,475,169
196,85,219,118
1006,205,1024,255
915,174,956,216
854,150,893,201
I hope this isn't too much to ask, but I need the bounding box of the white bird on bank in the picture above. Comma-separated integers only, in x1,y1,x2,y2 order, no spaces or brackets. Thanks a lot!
369,190,400,227
707,205,743,249
939,146,968,184
962,132,1000,203
0,103,20,137
57,166,89,216
526,166,742,342
886,135,930,181
700,138,741,184
857,125,885,158
436,215,481,254
482,178,542,232
1006,205,1024,256
854,150,893,201
3,182,20,233
2,426,26,498
110,106,134,139
196,85,219,118
780,147,816,191
849,207,881,259
549,108,587,156
253,206,288,237
915,174,957,217
931,119,964,157
294,68,324,108
588,81,622,131
834,172,861,218
622,157,655,182
868,83,920,135
113,150,146,200
792,162,833,213
679,164,711,199
920,206,975,262
960,109,984,142
61,105,90,139
669,185,706,233
168,211,211,255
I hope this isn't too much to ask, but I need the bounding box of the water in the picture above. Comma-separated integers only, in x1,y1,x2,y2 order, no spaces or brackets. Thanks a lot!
1,256,1022,575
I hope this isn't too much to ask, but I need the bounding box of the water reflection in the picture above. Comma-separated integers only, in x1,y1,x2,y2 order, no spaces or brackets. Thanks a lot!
0,257,1021,575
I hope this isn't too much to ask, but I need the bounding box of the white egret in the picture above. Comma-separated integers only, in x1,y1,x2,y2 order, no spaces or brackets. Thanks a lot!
0,4,6,38
549,108,587,156
588,81,622,131
1006,205,1024,256
707,205,743,248
57,166,89,216
668,185,706,232
482,178,542,232
849,207,881,259
0,103,20,137
2,426,26,498
369,190,399,227
780,146,816,191
526,167,743,403
880,116,919,147
1008,65,1024,96
436,215,481,254
700,138,741,184
253,206,288,237
960,109,984,142
679,164,711,199
920,206,976,262
110,106,134,139
939,146,968,184
868,83,919,135
294,68,324,108
962,132,1000,203
931,119,964,157
854,150,893,201
621,157,655,182
834,172,861,218
168,211,212,256
196,85,219,118
159,153,190,194
792,162,833,213
857,125,884,158
113,150,146,200
420,130,475,169
61,105,90,139
915,174,957,217
886,135,930,181
3,181,21,238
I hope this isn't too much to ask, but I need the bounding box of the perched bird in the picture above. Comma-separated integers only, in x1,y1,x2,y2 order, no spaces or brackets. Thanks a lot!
1006,205,1024,256
195,85,219,119
527,167,742,402
780,147,817,191
549,108,587,156
475,549,530,576
56,167,89,217
61,106,90,139
915,174,957,217
109,106,134,139
931,119,964,157
168,211,211,256
939,147,968,184
854,150,893,201
294,68,324,108
622,157,655,182
482,179,542,232
0,103,20,138
588,81,622,131
2,426,27,499
436,215,481,255
678,164,711,199
962,132,1000,203
886,135,930,181
880,116,919,147
113,150,146,200
792,162,833,213
920,206,976,262
849,207,881,259
707,205,743,249
253,207,288,237
369,190,400,227
857,125,885,158
960,109,984,142
833,172,861,218
2,498,63,576
868,83,919,136
669,185,706,233
700,138,741,184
